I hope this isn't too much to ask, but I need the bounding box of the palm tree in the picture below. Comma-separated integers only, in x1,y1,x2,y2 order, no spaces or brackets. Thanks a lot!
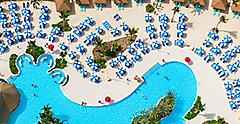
126,27,139,41
213,15,228,32
31,0,41,9
233,0,239,7
171,6,180,22
96,37,103,46
59,11,70,22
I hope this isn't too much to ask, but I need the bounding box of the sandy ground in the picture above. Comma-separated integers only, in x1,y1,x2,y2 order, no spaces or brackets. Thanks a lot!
0,0,240,123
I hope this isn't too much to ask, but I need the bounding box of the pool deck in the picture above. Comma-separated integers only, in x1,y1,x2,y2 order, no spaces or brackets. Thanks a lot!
0,0,240,123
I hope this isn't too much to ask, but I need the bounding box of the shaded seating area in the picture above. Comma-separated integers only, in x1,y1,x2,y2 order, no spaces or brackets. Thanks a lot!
93,0,107,11
76,0,90,12
172,0,185,7
0,81,19,124
114,0,128,10
231,1,240,19
192,0,206,13
211,0,227,16
135,0,143,6
55,0,71,12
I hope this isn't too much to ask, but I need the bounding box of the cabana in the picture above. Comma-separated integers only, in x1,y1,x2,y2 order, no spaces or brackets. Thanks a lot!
93,0,107,11
192,0,206,13
55,0,71,12
114,0,128,10
232,1,240,18
172,0,185,7
211,0,227,16
76,0,90,11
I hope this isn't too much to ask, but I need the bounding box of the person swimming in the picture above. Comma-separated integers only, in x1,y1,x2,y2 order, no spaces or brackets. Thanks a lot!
164,76,169,81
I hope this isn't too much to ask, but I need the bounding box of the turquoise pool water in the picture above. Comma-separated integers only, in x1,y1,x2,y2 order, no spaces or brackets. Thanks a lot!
8,54,197,124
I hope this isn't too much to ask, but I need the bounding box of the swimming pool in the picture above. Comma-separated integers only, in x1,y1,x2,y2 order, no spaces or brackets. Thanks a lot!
8,54,197,124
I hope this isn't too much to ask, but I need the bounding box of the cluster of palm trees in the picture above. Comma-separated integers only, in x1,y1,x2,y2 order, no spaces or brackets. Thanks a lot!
126,27,139,41
132,91,175,124
213,15,228,33
38,105,64,124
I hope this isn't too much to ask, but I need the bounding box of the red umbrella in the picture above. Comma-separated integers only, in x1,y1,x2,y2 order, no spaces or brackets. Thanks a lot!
48,44,54,51
185,57,191,63
105,96,111,102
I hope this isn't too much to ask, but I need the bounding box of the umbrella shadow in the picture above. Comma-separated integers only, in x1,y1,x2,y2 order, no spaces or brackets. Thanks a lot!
199,113,216,120
219,30,238,38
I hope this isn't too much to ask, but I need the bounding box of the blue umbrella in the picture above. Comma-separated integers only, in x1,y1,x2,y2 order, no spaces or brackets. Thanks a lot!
145,14,153,23
150,40,161,50
39,13,49,21
48,34,56,42
116,67,126,76
109,59,118,68
145,24,156,33
59,42,68,51
124,59,132,68
11,17,21,25
8,2,18,10
96,26,103,34
178,13,186,22
141,45,149,55
159,22,168,31
76,44,86,55
194,47,205,57
117,53,127,62
73,27,82,38
84,35,92,46
203,53,214,63
177,22,186,31
177,30,185,38
89,63,99,72
85,16,95,26
23,15,31,22
218,68,228,78
2,29,12,38
90,74,101,83
227,64,237,73
79,22,87,30
211,62,221,72
7,38,14,45
233,79,240,87
36,29,46,39
159,30,169,38
134,39,144,49
218,41,228,48
73,60,82,70
14,33,24,42
21,8,31,16
127,45,135,54
210,46,221,56
234,88,240,98
67,33,75,42
10,10,17,17
80,69,88,78
208,31,218,41
23,22,33,30
162,38,170,46
120,22,128,32
223,35,232,44
0,20,7,28
133,52,141,62
111,27,119,37
224,82,232,92
229,100,238,110
0,43,7,54
68,51,77,59
24,30,32,39
202,38,212,47
149,31,157,40
158,14,169,22
234,45,240,53
174,39,185,47
235,60,240,68
85,56,94,64
51,27,62,36
0,6,3,12
88,32,97,41
41,5,49,13
39,20,46,28
227,91,235,99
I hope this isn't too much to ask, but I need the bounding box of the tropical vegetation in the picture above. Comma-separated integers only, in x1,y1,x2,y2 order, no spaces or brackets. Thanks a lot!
55,58,67,69
26,40,45,63
31,0,41,9
126,27,138,41
202,116,229,124
52,11,72,32
9,54,18,74
185,96,206,120
171,6,180,22
232,0,239,7
146,4,155,13
132,91,175,124
212,15,228,32
38,105,64,124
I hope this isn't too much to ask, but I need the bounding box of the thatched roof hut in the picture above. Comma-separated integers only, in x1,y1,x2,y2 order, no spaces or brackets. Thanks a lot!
211,0,227,11
231,2,240,13
0,81,19,123
76,0,90,5
114,0,128,4
93,0,108,4
192,0,206,6
55,0,71,12
172,0,185,3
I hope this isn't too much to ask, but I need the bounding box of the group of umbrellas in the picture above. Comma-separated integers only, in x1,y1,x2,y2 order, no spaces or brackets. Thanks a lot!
158,14,171,46
84,32,97,46
211,62,228,79
194,47,205,57
218,35,233,48
39,5,50,28
176,13,187,38
223,79,240,111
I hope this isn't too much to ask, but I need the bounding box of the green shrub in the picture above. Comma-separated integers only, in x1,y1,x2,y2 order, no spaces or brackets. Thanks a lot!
95,58,106,69
203,116,228,124
55,58,67,69
25,41,45,62
146,4,155,13
104,49,116,57
9,54,18,74
185,96,206,120
38,105,64,124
